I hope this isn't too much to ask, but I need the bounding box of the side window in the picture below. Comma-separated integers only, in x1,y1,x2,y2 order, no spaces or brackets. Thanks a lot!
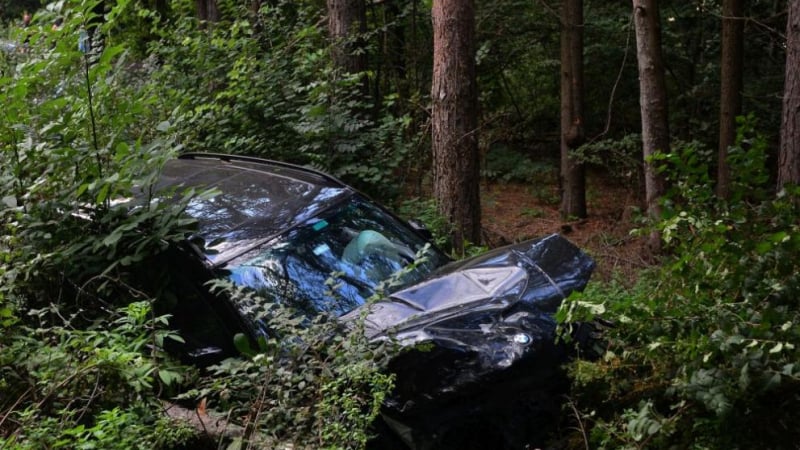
226,242,366,318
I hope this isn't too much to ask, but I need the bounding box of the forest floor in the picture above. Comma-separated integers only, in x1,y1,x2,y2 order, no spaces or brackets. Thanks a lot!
480,170,652,283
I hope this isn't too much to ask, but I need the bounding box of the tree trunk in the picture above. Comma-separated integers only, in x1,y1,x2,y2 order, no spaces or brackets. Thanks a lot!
778,0,800,189
633,0,669,253
327,0,367,75
717,0,744,199
432,0,481,252
386,0,408,102
148,0,166,15
560,0,586,219
195,0,219,23
207,0,219,22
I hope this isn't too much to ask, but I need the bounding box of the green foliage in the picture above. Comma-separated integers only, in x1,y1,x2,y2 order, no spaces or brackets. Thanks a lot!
557,121,800,449
0,0,202,302
0,302,196,449
146,0,413,196
483,145,556,184
182,281,395,450
573,134,643,189
397,197,451,249
1,2,199,448
395,196,487,258
476,0,560,150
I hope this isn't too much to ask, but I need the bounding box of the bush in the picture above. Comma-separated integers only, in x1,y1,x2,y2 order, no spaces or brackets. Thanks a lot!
0,302,196,449
181,281,395,450
148,0,414,197
1,2,199,447
558,120,800,449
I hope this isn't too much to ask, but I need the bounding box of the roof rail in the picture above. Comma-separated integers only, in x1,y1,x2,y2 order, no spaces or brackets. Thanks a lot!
178,152,347,187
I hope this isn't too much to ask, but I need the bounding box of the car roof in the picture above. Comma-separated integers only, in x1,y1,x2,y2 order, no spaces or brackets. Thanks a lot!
156,153,353,265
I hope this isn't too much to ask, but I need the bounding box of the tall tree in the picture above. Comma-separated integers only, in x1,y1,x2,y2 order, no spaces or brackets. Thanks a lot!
717,0,744,199
778,0,800,189
633,0,669,250
560,0,586,219
152,0,167,17
195,0,219,23
431,0,481,252
327,0,367,75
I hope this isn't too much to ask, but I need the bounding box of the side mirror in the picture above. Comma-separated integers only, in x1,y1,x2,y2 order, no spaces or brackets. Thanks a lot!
407,219,433,241
186,346,226,366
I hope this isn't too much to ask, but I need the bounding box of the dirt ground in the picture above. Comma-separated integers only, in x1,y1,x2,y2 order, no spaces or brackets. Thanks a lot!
480,172,652,283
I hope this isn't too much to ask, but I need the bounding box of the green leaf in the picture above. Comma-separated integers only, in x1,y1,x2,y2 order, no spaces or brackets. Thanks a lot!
96,183,111,204
766,373,782,389
102,230,123,247
226,438,243,450
158,369,182,386
739,363,750,389
770,231,789,243
1,196,17,208
234,333,256,357
76,183,90,198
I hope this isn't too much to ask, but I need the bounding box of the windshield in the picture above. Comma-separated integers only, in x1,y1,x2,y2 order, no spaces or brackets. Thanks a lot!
222,196,449,317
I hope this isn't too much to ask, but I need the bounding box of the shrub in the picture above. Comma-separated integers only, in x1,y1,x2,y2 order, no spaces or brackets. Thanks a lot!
558,119,800,449
180,281,396,450
1,2,198,448
147,0,414,197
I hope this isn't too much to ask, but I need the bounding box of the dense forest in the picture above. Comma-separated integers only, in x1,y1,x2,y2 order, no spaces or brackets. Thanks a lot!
1,0,799,448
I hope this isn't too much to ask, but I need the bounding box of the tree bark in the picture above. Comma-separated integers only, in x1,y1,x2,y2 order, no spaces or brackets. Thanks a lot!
778,0,800,189
633,1,668,218
195,0,219,23
560,0,586,219
432,0,481,252
386,0,408,102
633,0,669,253
717,0,744,199
327,0,367,75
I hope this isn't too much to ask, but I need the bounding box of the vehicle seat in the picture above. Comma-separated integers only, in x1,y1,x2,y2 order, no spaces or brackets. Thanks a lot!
342,230,415,283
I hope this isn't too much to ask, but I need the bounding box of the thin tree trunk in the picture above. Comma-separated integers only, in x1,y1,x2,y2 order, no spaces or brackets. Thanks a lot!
154,0,167,17
195,0,219,23
327,0,367,75
386,0,408,102
207,0,219,22
560,0,586,219
196,0,207,21
778,0,800,189
633,0,669,252
717,0,744,199
432,0,481,252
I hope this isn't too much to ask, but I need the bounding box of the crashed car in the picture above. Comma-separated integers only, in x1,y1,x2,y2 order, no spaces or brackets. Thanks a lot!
143,153,595,448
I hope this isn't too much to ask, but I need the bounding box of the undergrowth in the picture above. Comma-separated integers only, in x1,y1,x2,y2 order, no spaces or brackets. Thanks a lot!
557,118,800,449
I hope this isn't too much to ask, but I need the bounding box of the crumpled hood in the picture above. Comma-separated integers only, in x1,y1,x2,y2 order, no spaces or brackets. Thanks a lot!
356,234,595,415
361,233,594,342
